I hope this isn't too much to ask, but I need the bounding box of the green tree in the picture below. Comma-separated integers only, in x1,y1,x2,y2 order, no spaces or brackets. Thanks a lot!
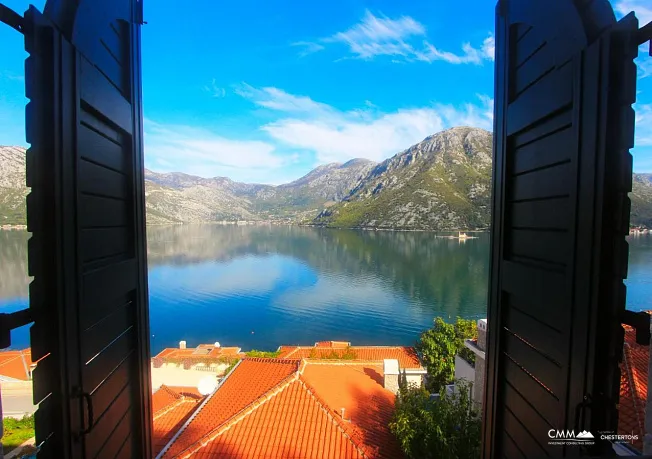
416,317,478,392
389,379,481,459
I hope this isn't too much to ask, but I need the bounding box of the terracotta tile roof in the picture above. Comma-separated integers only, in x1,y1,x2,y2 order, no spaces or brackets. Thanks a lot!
154,344,243,362
301,364,404,458
162,358,300,457
167,387,204,400
152,385,182,414
276,344,423,370
315,341,352,348
0,348,35,381
153,386,206,456
158,358,405,458
190,379,365,459
618,324,648,451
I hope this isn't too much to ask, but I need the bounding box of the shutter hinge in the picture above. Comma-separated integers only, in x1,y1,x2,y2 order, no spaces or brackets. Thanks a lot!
0,3,23,33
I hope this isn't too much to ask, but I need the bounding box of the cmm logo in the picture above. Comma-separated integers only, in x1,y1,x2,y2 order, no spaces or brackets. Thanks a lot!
548,430,595,441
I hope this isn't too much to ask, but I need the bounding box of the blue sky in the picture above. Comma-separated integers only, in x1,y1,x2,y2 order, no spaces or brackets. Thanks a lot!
0,0,651,184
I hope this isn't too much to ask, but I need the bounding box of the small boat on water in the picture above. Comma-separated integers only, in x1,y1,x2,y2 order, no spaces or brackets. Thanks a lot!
436,231,478,240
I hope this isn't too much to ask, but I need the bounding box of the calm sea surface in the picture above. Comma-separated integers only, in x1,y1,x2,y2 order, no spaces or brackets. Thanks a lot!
1,226,651,354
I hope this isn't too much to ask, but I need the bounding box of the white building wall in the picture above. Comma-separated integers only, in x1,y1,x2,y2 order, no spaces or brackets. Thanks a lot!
405,374,423,388
455,354,475,398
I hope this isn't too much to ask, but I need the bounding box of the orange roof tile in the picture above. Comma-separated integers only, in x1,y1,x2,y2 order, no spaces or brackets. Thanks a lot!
162,358,300,457
158,358,406,459
152,386,206,456
154,345,243,362
301,364,404,459
315,341,351,348
277,345,423,370
167,387,204,400
0,348,35,381
152,385,182,414
190,379,365,459
618,324,648,451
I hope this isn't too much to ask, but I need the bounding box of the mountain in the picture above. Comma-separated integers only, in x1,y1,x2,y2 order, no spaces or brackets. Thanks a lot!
144,158,375,223
630,173,652,228
0,146,28,225
313,127,493,230
1,129,651,230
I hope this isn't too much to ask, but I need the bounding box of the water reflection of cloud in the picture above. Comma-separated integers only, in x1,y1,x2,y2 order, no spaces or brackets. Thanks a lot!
149,255,304,303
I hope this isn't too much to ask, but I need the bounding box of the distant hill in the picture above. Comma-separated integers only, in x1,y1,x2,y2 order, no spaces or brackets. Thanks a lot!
1,130,651,230
144,158,375,223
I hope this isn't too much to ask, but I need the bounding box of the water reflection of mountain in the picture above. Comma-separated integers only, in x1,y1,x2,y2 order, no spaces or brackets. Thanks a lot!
0,231,31,300
146,225,490,318
1,226,490,319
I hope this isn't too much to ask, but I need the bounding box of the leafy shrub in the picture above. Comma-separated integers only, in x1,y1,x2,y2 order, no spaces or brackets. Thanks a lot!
390,379,481,459
416,317,478,392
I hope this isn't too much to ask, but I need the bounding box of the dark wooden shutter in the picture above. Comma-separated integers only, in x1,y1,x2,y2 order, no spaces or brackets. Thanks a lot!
24,1,152,457
483,0,639,457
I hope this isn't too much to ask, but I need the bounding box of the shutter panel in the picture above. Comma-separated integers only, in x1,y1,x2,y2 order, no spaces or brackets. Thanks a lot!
24,1,152,457
483,1,639,457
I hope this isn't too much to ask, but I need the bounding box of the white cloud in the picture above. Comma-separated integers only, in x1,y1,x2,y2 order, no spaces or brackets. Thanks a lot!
202,79,226,98
234,83,334,116
482,34,495,61
291,41,326,57
326,10,425,60
143,118,288,179
239,84,494,164
296,10,493,65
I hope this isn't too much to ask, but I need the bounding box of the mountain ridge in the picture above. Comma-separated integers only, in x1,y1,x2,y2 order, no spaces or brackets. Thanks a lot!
2,127,652,229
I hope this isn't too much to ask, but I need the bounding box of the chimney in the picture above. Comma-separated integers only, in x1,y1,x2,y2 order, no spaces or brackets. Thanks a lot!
179,340,187,349
383,359,400,394
477,319,487,352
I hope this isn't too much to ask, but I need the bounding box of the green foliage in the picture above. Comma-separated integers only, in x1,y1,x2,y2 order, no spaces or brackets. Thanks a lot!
160,355,239,367
244,349,281,358
416,317,478,392
389,379,481,459
305,346,358,360
222,360,239,377
2,415,35,453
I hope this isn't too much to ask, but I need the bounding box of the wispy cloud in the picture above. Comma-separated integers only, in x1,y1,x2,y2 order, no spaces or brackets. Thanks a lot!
295,10,493,65
234,83,334,116
291,41,326,57
0,71,24,82
202,79,226,98
143,118,291,182
240,84,494,164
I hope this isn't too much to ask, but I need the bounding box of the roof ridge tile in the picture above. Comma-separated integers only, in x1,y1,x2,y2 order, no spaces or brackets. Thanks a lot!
175,370,302,458
157,360,246,458
153,398,194,421
297,376,370,458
